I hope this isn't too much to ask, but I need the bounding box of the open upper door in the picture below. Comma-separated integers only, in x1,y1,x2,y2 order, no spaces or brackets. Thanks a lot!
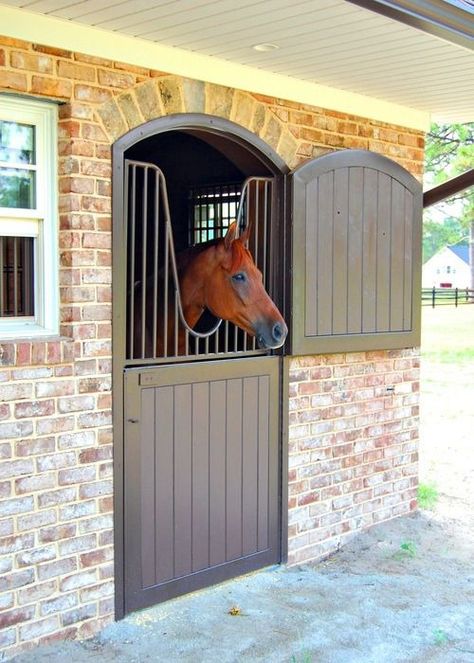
290,150,422,355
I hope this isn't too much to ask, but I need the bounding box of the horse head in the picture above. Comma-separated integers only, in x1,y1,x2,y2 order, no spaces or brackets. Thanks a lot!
182,222,287,350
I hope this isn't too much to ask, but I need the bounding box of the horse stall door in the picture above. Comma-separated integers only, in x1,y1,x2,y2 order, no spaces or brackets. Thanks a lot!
123,357,280,612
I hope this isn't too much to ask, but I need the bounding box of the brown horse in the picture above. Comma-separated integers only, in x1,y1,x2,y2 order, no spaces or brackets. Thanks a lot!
175,221,287,352
131,221,287,358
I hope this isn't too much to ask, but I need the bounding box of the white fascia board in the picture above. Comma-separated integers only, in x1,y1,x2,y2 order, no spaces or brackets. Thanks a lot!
0,5,430,132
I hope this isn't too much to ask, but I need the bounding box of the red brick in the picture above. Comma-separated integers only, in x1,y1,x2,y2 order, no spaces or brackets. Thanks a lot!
38,486,76,508
16,545,56,567
82,232,111,249
80,547,112,568
15,472,56,495
37,557,77,581
31,76,72,98
98,68,135,88
75,84,112,104
11,50,53,73
60,569,97,592
0,606,35,629
59,466,96,488
0,568,34,592
40,524,77,543
62,603,97,627
14,399,55,419
19,616,60,642
0,533,35,555
2,70,28,91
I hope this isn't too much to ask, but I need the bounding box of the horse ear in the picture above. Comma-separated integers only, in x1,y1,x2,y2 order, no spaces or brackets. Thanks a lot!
224,221,238,250
239,218,252,246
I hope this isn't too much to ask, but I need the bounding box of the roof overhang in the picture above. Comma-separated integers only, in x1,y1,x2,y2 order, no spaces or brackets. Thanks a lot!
1,0,473,130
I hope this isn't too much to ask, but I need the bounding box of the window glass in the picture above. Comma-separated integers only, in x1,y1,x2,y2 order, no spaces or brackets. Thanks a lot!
0,168,36,209
0,121,35,164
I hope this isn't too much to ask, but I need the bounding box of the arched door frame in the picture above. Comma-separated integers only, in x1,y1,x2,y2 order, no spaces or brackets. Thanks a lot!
112,113,289,618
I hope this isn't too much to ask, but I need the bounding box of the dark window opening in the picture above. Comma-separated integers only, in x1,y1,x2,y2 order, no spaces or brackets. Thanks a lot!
0,235,35,317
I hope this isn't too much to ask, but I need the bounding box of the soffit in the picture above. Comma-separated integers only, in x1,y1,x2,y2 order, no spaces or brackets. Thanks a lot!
1,0,473,123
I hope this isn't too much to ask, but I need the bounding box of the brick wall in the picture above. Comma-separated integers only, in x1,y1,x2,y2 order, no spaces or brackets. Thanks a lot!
287,351,419,564
0,34,424,657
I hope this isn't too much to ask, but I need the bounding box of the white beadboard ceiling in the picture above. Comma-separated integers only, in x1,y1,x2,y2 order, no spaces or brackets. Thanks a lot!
1,0,473,123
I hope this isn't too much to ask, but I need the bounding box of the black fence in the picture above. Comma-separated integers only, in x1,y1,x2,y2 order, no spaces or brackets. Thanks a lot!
422,287,474,307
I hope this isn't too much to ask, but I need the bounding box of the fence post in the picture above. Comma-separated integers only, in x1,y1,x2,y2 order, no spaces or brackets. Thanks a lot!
455,287,458,307
432,286,436,308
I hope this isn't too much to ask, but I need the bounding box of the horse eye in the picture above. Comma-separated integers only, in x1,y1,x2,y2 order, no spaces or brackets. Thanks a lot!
232,272,246,282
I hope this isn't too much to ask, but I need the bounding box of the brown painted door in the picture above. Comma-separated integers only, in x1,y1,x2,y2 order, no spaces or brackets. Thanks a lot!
123,356,280,613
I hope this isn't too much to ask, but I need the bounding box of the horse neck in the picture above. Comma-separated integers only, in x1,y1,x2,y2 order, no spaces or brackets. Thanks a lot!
178,241,220,328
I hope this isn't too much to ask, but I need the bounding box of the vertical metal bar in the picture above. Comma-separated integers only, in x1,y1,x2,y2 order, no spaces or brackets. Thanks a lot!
455,287,458,307
432,286,435,308
214,326,219,354
141,167,148,359
13,237,18,316
205,335,209,355
185,329,189,356
0,237,4,316
224,320,229,353
262,181,269,286
153,171,160,358
163,178,169,358
128,164,136,359
174,291,179,356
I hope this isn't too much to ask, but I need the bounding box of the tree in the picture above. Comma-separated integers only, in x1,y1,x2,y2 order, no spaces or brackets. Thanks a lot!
424,123,474,287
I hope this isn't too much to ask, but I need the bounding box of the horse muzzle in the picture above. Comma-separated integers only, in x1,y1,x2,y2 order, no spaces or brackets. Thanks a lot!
255,320,288,349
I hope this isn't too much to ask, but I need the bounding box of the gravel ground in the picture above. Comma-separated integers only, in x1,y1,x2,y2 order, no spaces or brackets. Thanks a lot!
10,492,474,663
10,310,474,663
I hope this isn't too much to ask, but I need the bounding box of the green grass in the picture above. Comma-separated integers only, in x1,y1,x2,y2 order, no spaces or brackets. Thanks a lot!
433,628,449,646
421,306,474,363
417,483,439,510
393,540,417,560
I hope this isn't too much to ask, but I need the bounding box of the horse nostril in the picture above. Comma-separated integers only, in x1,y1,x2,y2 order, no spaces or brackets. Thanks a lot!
272,323,284,342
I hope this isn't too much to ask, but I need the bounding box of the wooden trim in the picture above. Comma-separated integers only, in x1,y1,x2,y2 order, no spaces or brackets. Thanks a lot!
423,169,474,208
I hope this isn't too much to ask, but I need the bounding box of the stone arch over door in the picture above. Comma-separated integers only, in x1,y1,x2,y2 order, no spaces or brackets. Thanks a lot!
95,74,300,167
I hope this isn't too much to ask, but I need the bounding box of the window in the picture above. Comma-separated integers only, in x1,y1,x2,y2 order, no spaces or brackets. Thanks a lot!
0,96,58,338
188,183,241,244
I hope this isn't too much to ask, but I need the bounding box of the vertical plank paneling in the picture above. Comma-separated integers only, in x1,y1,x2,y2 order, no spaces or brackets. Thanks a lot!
140,388,156,588
362,168,378,333
242,377,259,555
317,171,334,335
226,378,243,561
304,179,318,336
209,380,226,566
257,376,270,551
390,179,405,330
347,167,364,333
292,150,422,354
191,382,210,572
174,384,192,578
404,189,414,330
154,386,174,584
332,167,349,335
376,172,391,331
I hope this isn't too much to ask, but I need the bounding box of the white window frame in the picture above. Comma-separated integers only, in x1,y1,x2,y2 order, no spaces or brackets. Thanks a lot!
0,95,59,339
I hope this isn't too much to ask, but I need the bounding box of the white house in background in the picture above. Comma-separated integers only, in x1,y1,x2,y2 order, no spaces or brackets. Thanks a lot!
422,244,470,288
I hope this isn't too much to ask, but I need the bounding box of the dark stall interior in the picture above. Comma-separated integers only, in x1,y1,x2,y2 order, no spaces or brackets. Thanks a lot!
124,129,275,361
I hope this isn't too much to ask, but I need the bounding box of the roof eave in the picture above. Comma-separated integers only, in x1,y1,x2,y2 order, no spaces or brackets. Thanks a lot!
346,0,474,50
